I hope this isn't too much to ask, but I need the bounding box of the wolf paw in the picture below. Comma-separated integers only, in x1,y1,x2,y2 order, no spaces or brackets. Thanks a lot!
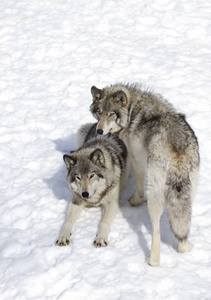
146,256,160,267
94,235,108,248
129,194,145,207
56,233,71,246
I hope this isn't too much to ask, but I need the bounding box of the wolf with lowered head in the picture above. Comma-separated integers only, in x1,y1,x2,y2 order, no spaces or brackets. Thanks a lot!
56,123,129,247
90,83,200,266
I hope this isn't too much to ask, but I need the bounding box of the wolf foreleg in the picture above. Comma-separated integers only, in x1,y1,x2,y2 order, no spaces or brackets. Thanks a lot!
94,185,119,247
56,200,84,246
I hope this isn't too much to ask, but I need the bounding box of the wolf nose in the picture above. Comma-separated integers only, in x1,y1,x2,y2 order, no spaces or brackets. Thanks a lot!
82,191,89,199
97,129,103,135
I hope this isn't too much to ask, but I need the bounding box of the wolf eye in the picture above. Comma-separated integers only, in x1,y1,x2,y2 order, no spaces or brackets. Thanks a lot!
75,175,81,181
89,173,95,179
108,112,115,117
97,109,102,115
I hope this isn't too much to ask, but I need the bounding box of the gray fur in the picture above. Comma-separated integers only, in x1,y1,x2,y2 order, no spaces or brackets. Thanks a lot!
76,122,97,148
57,123,129,247
90,83,200,266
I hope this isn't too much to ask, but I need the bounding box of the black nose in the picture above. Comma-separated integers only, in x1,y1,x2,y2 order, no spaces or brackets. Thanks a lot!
97,129,103,135
82,191,89,198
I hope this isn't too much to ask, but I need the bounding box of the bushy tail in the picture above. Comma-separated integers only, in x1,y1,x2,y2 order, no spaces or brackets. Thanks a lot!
165,171,192,241
76,123,97,148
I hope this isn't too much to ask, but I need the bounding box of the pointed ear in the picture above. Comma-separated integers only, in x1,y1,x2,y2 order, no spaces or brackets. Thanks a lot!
91,86,103,101
90,149,105,167
63,154,77,171
111,91,127,106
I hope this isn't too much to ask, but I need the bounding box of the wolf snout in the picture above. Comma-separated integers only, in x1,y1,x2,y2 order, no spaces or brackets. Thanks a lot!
97,129,103,135
82,191,89,199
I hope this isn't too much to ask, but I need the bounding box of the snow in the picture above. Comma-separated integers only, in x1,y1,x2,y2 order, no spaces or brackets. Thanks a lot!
0,0,211,299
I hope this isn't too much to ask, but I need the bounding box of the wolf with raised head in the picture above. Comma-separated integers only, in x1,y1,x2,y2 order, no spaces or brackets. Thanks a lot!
90,83,200,266
56,123,129,247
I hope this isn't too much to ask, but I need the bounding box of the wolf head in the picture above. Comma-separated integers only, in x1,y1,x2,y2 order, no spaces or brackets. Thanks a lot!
90,86,129,135
63,149,107,204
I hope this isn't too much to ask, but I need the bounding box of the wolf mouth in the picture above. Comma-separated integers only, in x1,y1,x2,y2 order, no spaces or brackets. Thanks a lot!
82,196,90,200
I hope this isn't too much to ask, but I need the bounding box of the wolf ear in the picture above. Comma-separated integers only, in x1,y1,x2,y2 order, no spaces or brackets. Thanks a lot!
91,86,103,101
90,149,105,167
63,154,77,171
112,91,127,106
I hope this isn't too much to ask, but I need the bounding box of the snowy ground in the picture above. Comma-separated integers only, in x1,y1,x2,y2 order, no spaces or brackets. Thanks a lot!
1,0,211,299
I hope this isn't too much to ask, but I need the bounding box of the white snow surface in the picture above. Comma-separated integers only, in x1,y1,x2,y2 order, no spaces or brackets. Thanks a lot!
0,0,211,299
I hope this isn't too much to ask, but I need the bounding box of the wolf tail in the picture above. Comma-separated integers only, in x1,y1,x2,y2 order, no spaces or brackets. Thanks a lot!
76,123,97,148
165,168,193,242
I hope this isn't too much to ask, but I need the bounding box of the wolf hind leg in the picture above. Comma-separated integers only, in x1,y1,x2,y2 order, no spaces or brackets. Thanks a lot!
146,177,165,266
147,196,164,266
127,143,147,206
120,156,131,191
129,160,146,207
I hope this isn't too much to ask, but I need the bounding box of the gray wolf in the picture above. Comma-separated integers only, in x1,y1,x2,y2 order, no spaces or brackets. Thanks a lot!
90,83,200,266
56,123,130,247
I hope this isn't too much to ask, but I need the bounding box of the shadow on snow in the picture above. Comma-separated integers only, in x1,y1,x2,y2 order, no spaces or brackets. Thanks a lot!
43,133,76,202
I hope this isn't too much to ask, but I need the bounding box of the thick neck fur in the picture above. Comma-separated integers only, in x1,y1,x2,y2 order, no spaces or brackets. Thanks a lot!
104,83,176,119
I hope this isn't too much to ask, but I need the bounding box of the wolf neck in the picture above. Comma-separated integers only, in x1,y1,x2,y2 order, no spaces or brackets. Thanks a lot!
130,91,174,111
107,84,176,127
126,87,176,124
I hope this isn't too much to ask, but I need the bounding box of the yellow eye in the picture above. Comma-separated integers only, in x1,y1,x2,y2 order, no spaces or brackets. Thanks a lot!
90,173,95,179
